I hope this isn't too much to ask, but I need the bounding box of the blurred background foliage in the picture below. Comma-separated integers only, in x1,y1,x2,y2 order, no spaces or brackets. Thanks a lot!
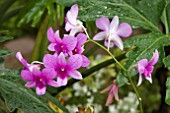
0,0,170,113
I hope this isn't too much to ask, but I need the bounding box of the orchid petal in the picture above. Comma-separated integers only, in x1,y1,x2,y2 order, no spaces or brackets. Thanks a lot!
57,53,67,66
68,70,82,80
67,54,82,69
137,73,143,86
104,40,114,48
42,68,56,79
65,22,73,31
81,55,90,67
47,80,59,87
110,16,119,32
117,23,132,38
70,4,78,19
105,88,114,106
76,33,87,46
96,17,110,31
63,35,77,51
47,28,61,43
113,86,119,101
36,86,46,95
32,67,41,77
16,52,29,68
25,81,36,88
57,77,68,86
100,85,112,94
110,36,123,50
43,54,57,68
93,32,107,41
138,59,148,74
21,70,33,81
69,26,84,36
48,43,55,51
149,49,159,65
145,74,152,83
66,11,77,25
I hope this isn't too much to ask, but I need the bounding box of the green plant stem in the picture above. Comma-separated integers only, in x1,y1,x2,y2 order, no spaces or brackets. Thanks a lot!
88,39,143,113
126,72,143,113
89,39,126,71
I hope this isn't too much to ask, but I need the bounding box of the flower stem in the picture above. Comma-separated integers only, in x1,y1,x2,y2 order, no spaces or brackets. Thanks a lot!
88,39,143,113
126,72,143,113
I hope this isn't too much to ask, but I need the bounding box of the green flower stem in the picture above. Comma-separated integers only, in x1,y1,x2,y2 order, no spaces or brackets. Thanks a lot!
88,39,143,113
89,39,126,71
127,72,143,113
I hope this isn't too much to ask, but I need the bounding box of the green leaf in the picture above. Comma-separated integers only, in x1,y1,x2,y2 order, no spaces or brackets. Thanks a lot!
116,70,128,87
116,33,170,86
0,35,13,42
0,75,55,113
166,76,170,105
0,108,5,113
161,1,170,34
0,48,11,57
58,0,165,31
163,55,170,70
17,0,57,27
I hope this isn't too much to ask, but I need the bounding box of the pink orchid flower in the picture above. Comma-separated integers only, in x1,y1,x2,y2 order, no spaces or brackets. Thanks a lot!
47,27,77,56
43,52,83,86
100,81,119,106
65,4,84,36
72,33,90,67
16,52,41,71
93,16,132,50
21,67,58,95
137,49,159,86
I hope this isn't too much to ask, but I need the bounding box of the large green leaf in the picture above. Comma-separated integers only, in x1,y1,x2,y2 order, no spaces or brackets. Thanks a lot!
17,0,57,27
0,35,13,42
161,0,170,34
166,76,170,105
163,55,170,70
58,0,165,31
0,75,54,113
116,33,170,86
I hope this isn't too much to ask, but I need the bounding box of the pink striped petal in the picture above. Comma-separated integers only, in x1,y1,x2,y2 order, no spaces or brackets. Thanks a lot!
21,70,33,81
149,49,159,65
57,77,68,86
68,70,82,80
81,55,90,67
67,54,82,69
42,68,56,79
36,86,46,95
47,80,59,87
48,43,55,51
100,85,112,94
57,53,67,66
25,81,36,88
43,54,57,68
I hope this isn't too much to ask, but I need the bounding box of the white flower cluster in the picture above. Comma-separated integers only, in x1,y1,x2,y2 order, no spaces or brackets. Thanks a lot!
109,92,139,113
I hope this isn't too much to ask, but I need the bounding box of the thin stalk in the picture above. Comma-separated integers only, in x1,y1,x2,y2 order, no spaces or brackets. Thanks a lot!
88,39,143,113
127,72,143,113
89,39,126,71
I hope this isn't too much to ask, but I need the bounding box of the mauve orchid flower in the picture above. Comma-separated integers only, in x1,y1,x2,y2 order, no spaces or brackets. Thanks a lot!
16,52,41,71
47,27,77,56
43,52,83,86
65,4,84,36
137,49,159,86
100,81,119,106
72,33,90,67
21,67,58,95
93,16,132,50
